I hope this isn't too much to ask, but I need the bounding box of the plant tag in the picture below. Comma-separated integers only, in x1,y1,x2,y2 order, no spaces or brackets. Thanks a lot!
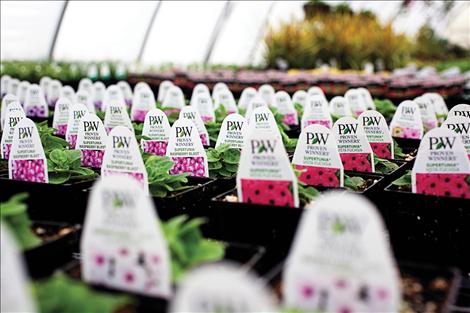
47,79,62,107
75,89,96,114
357,87,376,110
247,106,281,139
117,81,133,108
131,85,156,122
162,86,185,115
448,104,470,119
104,91,133,134
358,111,394,159
215,113,247,149
52,97,72,136
333,117,375,172
307,86,326,101
345,89,367,117
211,82,229,105
157,80,174,103
66,103,88,149
60,85,75,103
244,94,268,120
329,96,352,118
415,96,438,132
301,95,332,129
8,78,20,96
292,90,308,109
1,94,19,130
214,89,238,114
93,81,106,111
1,106,25,159
193,93,215,123
275,91,298,126
78,78,93,95
190,83,211,106
102,85,124,111
24,84,48,118
39,76,51,98
292,124,344,187
442,116,470,158
238,87,257,110
259,84,275,107
284,191,400,312
166,118,209,177
1,75,11,96
424,93,448,124
76,113,107,168
102,126,149,193
237,130,299,207
8,118,48,183
412,127,470,198
170,264,275,313
141,108,171,156
16,81,30,107
81,175,170,297
179,106,210,146
390,100,423,139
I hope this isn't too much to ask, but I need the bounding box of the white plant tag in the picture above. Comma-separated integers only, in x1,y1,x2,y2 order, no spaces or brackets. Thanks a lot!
170,263,275,313
101,126,148,193
307,86,326,101
78,78,93,95
190,83,211,106
93,81,106,111
131,85,156,122
237,130,298,207
301,95,332,129
292,90,308,109
104,92,133,134
141,108,171,156
102,85,124,111
179,106,210,146
448,104,470,119
162,86,185,115
194,94,216,123
238,87,257,110
76,113,107,168
39,76,51,98
66,103,88,149
52,97,72,136
292,124,344,187
247,106,281,139
357,87,376,110
75,89,96,114
441,116,470,158
1,94,19,130
81,176,170,297
8,78,20,96
133,82,150,94
16,81,30,107
8,118,48,183
157,80,174,103
329,96,352,118
390,100,423,139
47,79,62,107
259,84,276,107
211,82,229,104
245,94,268,120
275,91,298,126
0,75,11,96
333,117,375,172
215,113,247,149
117,81,133,108
415,96,438,132
358,111,394,159
345,89,367,117
166,118,209,177
424,93,448,123
284,191,400,313
412,127,470,198
1,107,25,159
214,89,238,114
24,84,48,118
61,85,75,103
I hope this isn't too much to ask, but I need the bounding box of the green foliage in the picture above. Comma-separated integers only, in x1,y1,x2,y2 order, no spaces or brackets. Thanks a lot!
373,99,396,120
414,24,469,61
374,156,399,174
0,193,41,249
145,155,191,197
205,121,222,146
206,144,241,178
161,215,225,282
36,121,69,154
293,167,321,207
344,175,367,191
33,273,131,313
47,149,97,184
215,105,228,123
392,170,412,187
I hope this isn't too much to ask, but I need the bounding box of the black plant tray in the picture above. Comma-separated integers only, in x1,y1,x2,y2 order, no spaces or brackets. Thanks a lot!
382,183,470,273
394,137,421,150
264,262,461,313
61,242,266,313
25,221,81,279
0,174,94,223
343,171,385,197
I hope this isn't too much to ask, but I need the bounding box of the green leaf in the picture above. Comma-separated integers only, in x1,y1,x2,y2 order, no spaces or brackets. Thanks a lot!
208,161,223,170
344,175,366,191
392,170,412,187
48,172,72,184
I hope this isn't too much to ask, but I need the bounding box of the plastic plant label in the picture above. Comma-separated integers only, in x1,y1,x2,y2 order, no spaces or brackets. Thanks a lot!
292,90,308,109
215,113,247,149
8,78,20,96
259,84,276,107
358,111,394,159
214,89,238,114
157,80,174,103
412,127,470,198
333,117,375,172
93,81,106,111
8,118,48,183
1,226,37,313
78,78,93,95
104,94,133,134
47,79,62,107
52,97,72,136
284,191,400,313
24,84,48,118
345,89,367,117
441,116,470,158
141,108,171,156
329,96,352,118
307,86,326,101
292,124,344,187
102,85,124,111
301,95,332,129
39,76,51,97
131,86,156,122
170,263,275,313
244,94,268,120
166,118,209,177
1,108,25,160
357,87,376,110
448,104,470,119
237,130,299,207
101,126,149,193
193,94,215,123
1,94,19,130
389,100,423,139
81,176,171,298
424,93,448,124
415,96,438,133
247,106,281,139
275,91,298,126
211,82,229,104
162,86,185,115
60,85,75,103
66,103,88,149
76,113,107,168
190,83,211,106
117,81,133,108
238,87,257,110
16,81,30,107
133,82,150,94
0,75,11,96
179,106,210,146
75,89,96,114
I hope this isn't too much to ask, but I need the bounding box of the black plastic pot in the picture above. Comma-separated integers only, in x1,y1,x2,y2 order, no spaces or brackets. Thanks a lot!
393,137,421,150
25,221,81,279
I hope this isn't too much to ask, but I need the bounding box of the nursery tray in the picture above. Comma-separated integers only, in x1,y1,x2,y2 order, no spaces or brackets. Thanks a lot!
264,262,461,313
394,137,421,150
0,174,94,223
25,221,81,279
382,183,470,273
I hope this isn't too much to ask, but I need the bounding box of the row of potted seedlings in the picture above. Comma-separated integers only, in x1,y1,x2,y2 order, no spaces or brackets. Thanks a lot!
1,75,469,312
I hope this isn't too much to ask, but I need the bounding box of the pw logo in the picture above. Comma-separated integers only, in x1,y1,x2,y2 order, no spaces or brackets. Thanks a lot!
362,116,381,127
18,127,33,139
84,121,99,132
306,132,329,145
445,123,470,134
338,123,358,135
112,136,131,149
149,116,164,125
254,113,270,123
251,139,276,154
73,110,86,120
453,111,470,118
319,212,362,236
110,106,122,114
227,121,243,131
401,106,415,115
429,137,456,150
8,117,22,128
182,112,196,120
103,190,135,210
176,126,192,138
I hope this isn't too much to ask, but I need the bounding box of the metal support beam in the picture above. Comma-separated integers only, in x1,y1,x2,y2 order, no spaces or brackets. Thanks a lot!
136,1,162,62
247,2,275,65
48,0,68,61
203,1,234,65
